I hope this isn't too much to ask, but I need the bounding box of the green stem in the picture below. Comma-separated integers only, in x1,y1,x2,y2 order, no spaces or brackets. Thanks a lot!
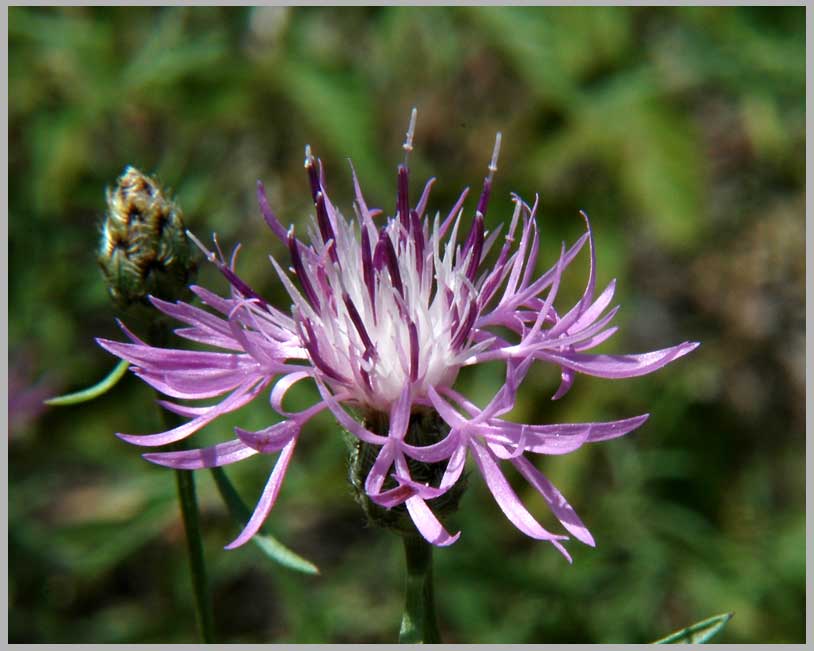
151,321,215,643
399,534,441,644
171,446,216,643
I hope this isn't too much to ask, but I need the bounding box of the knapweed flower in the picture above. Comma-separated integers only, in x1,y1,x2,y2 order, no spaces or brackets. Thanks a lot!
98,111,698,561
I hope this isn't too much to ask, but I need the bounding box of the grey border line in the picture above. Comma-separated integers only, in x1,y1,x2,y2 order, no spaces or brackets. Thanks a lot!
3,0,810,7
805,2,812,648
2,0,8,648
3,2,809,650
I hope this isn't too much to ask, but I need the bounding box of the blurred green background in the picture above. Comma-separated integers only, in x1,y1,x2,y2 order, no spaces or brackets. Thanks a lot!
8,6,805,644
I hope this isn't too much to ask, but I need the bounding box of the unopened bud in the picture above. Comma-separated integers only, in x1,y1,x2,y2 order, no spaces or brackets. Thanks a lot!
98,167,197,311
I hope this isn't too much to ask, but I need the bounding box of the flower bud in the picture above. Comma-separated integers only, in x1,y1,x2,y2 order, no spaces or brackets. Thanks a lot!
348,408,467,536
98,166,197,311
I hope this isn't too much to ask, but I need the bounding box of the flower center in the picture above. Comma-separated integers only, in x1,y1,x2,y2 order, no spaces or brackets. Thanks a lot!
292,210,478,411
279,122,499,412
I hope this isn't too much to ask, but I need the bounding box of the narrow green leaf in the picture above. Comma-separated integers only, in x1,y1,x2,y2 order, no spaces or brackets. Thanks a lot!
209,466,319,575
45,359,130,406
654,612,733,644
250,532,320,576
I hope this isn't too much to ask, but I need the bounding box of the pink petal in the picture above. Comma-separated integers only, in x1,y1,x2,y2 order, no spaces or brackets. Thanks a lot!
133,366,260,400
189,285,237,315
485,413,649,444
388,384,413,441
156,400,210,418
545,211,597,336
573,327,618,351
438,187,470,240
143,439,257,470
538,341,700,379
349,161,372,223
566,279,617,335
405,495,461,547
365,447,415,509
551,368,575,400
394,444,467,500
400,426,462,463
235,420,300,454
365,442,396,496
469,439,571,561
174,327,245,351
224,437,298,549
583,413,649,442
426,385,469,430
97,339,252,371
486,426,589,456
270,371,313,415
256,179,288,241
546,306,620,350
116,377,267,447
149,296,236,339
415,177,436,219
367,484,415,508
511,456,595,546
314,382,389,446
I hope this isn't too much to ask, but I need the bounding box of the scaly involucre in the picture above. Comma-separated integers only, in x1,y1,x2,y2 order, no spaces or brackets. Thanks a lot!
99,111,698,561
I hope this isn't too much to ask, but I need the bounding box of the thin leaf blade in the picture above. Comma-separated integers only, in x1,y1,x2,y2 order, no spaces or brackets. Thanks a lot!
654,612,733,644
209,466,319,575
45,359,130,406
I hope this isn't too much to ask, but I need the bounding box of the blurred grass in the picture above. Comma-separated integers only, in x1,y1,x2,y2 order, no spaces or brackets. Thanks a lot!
8,5,805,643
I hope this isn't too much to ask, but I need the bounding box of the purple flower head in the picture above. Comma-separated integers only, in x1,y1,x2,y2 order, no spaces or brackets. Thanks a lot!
98,110,698,561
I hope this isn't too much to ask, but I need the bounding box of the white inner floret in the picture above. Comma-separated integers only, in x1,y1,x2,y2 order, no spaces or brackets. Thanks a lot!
290,208,479,412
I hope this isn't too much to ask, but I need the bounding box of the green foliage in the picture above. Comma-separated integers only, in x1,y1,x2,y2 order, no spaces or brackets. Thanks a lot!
9,5,804,644
45,360,130,406
210,467,320,576
654,612,733,644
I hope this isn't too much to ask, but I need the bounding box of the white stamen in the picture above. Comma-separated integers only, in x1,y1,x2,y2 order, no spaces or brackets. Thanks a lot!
212,233,226,261
403,107,418,164
185,229,217,263
304,144,313,168
488,132,502,181
296,198,470,410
